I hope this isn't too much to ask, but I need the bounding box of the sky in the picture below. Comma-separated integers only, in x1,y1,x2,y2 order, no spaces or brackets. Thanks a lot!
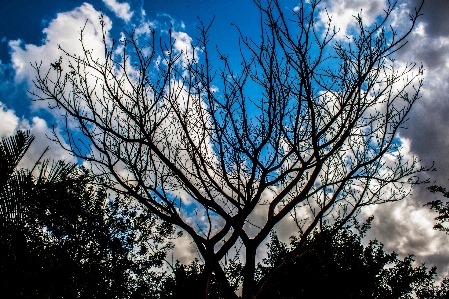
1,0,449,280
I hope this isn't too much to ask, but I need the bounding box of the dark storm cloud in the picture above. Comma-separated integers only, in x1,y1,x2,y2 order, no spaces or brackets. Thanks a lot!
409,0,449,38
403,84,449,187
394,0,449,201
364,199,449,271
357,15,449,271
354,0,449,279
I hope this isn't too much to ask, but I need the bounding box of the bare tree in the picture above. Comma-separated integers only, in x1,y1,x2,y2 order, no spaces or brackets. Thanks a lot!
31,0,427,297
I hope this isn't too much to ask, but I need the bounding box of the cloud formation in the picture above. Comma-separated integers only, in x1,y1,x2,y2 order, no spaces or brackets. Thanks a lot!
103,0,134,22
6,4,110,171
10,3,112,119
10,3,111,85
0,103,19,137
317,0,387,40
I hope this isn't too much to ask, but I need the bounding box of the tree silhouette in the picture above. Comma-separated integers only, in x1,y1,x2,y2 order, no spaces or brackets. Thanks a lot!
0,130,35,228
0,131,176,298
426,185,449,233
255,223,438,299
31,0,428,297
161,220,445,299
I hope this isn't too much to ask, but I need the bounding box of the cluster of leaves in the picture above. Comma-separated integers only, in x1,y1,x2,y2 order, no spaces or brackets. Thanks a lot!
426,185,449,233
0,131,176,298
255,227,443,299
156,258,245,298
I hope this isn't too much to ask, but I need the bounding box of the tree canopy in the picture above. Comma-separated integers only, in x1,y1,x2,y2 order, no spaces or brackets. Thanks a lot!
28,0,430,297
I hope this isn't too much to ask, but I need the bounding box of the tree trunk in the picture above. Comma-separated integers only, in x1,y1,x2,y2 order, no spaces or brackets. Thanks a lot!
200,263,212,299
242,244,257,299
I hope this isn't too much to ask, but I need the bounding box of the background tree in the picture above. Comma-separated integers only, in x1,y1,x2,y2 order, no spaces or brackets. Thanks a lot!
255,221,440,299
426,185,449,233
420,185,449,298
0,131,177,298
160,219,446,299
31,0,427,297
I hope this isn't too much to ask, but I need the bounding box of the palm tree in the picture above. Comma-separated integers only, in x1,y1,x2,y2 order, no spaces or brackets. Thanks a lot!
0,130,35,228
0,131,176,298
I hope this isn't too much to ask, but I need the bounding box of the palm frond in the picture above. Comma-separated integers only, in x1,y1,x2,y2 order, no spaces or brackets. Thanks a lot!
0,130,34,185
0,169,33,225
0,131,34,226
34,160,78,185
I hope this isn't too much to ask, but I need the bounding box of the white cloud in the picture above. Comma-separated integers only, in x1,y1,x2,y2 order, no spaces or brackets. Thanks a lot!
0,104,76,169
175,32,198,69
11,3,111,83
10,3,112,114
363,196,449,275
16,116,77,169
103,0,134,22
318,0,387,40
170,231,199,265
5,3,109,168
0,103,19,137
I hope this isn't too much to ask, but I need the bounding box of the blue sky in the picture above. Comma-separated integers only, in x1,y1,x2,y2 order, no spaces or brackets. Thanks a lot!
2,0,449,280
0,0,264,62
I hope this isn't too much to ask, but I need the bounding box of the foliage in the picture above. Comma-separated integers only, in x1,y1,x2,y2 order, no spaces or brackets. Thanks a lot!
0,131,176,298
157,258,245,299
1,131,447,298
255,226,438,299
160,221,446,299
421,185,449,298
30,0,428,297
0,130,35,227
426,185,449,233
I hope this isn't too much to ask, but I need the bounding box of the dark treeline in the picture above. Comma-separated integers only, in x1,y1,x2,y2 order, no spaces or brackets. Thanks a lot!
1,131,449,298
